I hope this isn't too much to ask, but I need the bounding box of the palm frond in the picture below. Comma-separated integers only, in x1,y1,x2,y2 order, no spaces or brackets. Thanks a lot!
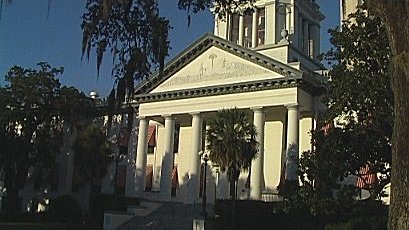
206,108,258,182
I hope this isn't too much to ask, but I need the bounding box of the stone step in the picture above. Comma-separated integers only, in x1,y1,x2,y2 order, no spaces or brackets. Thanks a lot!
114,202,213,230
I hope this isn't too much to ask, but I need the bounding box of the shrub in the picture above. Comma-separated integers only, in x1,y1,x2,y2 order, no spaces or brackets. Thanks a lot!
47,195,83,224
89,194,140,228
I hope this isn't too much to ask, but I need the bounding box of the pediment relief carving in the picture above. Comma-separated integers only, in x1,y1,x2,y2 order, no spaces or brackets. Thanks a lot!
151,47,283,93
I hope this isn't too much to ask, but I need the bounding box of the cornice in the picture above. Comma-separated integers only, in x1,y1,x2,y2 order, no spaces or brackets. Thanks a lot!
133,77,299,104
93,75,326,115
129,75,325,105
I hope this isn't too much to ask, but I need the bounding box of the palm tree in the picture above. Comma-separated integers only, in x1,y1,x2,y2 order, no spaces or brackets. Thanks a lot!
206,108,258,200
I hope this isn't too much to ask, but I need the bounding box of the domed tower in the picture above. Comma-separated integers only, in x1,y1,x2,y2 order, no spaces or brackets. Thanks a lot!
213,0,325,71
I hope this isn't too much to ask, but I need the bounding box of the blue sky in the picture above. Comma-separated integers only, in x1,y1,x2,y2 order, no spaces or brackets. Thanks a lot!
0,0,339,97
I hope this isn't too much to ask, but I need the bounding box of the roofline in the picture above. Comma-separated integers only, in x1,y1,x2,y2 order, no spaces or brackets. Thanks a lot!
133,33,304,95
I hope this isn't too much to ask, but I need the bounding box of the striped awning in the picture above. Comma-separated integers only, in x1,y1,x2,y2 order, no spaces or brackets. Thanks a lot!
172,166,178,188
356,165,378,189
145,165,153,190
147,125,156,146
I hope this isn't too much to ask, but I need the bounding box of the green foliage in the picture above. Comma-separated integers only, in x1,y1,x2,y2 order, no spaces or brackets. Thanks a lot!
0,63,95,213
213,200,319,230
287,5,392,229
48,195,83,224
300,4,392,202
81,0,255,104
178,0,256,18
206,108,257,198
81,0,170,102
57,86,96,122
325,4,392,123
324,200,388,230
89,194,140,228
72,124,112,185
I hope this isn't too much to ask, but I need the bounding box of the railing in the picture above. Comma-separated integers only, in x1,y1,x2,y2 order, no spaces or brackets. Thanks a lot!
261,192,283,202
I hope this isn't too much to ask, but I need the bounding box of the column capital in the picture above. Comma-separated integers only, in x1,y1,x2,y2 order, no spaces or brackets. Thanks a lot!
137,116,147,120
190,112,202,117
286,104,299,110
162,114,174,119
251,106,264,112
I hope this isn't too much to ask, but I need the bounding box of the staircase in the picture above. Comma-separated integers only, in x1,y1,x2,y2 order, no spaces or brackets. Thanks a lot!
111,201,212,230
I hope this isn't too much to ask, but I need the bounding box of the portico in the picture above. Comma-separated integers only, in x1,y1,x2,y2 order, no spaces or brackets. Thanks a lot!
132,99,311,202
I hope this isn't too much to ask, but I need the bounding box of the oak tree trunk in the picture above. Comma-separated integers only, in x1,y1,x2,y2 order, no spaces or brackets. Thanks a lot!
367,1,409,229
389,52,409,230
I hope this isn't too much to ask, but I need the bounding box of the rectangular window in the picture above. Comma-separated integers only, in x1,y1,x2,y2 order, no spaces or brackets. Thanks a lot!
308,26,314,58
230,14,240,44
244,13,253,48
257,8,265,46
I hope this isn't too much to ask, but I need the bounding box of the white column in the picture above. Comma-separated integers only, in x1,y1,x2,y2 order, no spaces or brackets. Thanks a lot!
251,10,258,48
238,14,244,46
286,6,291,33
250,107,265,200
289,5,295,35
160,115,175,201
226,13,231,41
134,117,149,197
186,113,203,204
285,105,299,181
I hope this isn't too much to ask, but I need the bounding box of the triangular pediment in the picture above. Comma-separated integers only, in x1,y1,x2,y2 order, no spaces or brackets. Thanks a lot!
151,46,283,93
134,33,303,95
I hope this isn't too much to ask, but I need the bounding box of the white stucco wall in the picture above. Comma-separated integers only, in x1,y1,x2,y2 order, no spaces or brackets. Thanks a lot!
264,120,285,191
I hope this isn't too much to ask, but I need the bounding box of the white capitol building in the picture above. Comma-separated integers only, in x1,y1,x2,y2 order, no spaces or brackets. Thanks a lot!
14,0,373,219
122,0,326,204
